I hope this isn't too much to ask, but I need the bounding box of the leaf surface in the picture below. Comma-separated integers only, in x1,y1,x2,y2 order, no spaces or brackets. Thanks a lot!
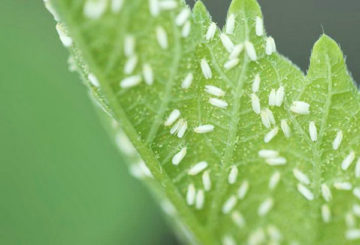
47,0,360,244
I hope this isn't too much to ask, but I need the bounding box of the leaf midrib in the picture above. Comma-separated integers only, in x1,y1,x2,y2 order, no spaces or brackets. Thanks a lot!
286,53,334,243
207,7,250,231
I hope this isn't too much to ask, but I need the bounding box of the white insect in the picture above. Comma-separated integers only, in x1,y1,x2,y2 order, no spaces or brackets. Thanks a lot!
83,0,107,19
172,147,187,165
265,108,275,125
164,109,180,126
265,36,276,55
149,0,160,16
228,166,238,184
182,21,191,37
177,120,187,138
255,16,264,36
209,98,228,109
182,73,193,89
120,75,142,88
321,204,331,223
332,130,343,150
156,26,168,49
266,157,287,166
290,101,310,114
129,160,153,179
44,0,60,21
238,180,249,199
202,171,211,191
231,211,245,228
194,125,214,134
260,110,271,128
200,59,212,79
297,183,314,200
248,228,265,245
124,35,135,57
195,190,205,210
267,225,282,241
226,14,235,34
258,150,279,159
245,41,257,61
355,158,360,178
229,44,244,59
124,55,138,74
142,64,154,85
353,204,360,217
346,229,360,240
334,182,352,190
258,198,274,216
264,127,279,143
222,235,236,245
205,85,225,97
281,119,291,138
206,22,217,41
175,8,190,26
170,119,183,134
309,121,317,142
354,188,360,200
158,0,177,10
222,195,237,214
111,0,124,13
321,183,332,202
346,212,356,228
115,131,136,155
252,74,261,92
224,58,240,70
268,89,276,106
220,34,234,53
88,73,100,87
293,168,310,185
269,171,281,190
275,86,285,106
188,161,208,175
186,184,196,205
251,93,261,114
341,151,355,171
56,24,73,47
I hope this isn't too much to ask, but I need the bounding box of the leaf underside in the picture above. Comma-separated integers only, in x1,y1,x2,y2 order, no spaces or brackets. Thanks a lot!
47,0,360,244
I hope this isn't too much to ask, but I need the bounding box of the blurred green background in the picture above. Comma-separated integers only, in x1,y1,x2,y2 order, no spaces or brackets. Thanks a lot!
0,0,174,244
1,0,360,244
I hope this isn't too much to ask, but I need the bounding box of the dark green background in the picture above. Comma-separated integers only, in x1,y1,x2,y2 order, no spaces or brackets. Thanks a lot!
1,0,359,244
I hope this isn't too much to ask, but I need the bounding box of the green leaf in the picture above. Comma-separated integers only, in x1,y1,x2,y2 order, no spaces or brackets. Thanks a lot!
46,0,360,244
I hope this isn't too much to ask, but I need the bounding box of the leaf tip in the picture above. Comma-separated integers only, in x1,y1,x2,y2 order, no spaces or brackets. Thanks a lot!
228,0,262,17
312,34,344,60
193,1,211,21
193,1,206,12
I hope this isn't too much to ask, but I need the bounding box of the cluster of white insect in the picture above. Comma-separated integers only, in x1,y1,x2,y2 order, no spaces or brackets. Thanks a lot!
246,226,282,245
149,0,178,17
268,86,284,107
164,109,188,138
205,84,228,109
220,180,250,218
292,168,315,201
186,178,207,210
59,1,360,243
186,184,196,205
258,150,286,166
120,34,151,88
